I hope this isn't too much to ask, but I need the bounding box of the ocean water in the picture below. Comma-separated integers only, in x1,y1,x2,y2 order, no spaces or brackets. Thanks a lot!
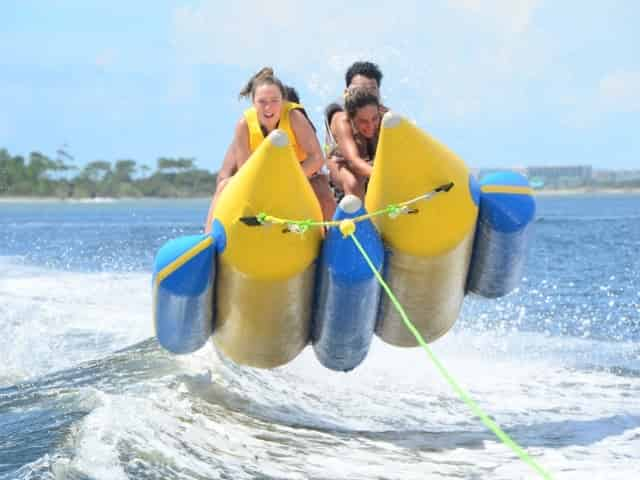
1,195,638,479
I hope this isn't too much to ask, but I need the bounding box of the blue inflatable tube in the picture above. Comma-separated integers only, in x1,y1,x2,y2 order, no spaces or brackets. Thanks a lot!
312,195,384,371
467,171,536,298
153,233,217,354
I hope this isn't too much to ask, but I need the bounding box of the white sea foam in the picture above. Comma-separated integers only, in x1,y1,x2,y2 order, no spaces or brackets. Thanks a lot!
0,257,153,385
3,256,639,478
53,328,640,479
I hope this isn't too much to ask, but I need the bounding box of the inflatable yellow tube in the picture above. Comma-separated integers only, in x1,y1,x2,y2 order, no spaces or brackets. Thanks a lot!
211,130,323,367
366,113,479,346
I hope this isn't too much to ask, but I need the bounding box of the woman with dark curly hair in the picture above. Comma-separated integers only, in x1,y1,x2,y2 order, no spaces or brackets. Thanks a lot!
325,86,387,200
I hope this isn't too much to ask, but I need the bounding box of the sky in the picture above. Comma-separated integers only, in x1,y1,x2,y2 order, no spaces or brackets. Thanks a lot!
1,0,639,173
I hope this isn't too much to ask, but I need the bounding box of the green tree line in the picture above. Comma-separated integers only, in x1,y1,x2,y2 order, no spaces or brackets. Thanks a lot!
0,148,217,198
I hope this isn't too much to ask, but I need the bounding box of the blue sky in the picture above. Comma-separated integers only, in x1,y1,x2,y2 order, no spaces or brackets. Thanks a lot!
2,1,639,172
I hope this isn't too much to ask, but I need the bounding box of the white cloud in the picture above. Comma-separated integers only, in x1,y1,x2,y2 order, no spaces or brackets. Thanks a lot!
449,0,540,34
95,49,116,68
563,70,640,127
599,70,640,112
168,70,197,104
170,2,419,72
169,0,546,122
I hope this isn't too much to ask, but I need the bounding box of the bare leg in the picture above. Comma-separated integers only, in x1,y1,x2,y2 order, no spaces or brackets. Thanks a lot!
332,164,366,200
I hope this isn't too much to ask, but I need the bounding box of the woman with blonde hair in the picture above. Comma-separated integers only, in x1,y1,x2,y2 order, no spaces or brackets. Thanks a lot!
205,68,335,232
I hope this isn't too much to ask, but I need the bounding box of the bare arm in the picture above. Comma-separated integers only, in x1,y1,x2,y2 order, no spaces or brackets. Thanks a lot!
216,144,237,186
331,111,372,177
215,118,252,184
228,118,252,171
204,119,250,233
289,109,324,177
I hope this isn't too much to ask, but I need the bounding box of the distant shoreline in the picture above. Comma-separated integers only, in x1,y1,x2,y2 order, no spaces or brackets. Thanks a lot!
2,189,640,204
533,188,640,196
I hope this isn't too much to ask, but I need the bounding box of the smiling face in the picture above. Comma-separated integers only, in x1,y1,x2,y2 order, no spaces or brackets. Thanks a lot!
352,104,380,139
253,83,283,132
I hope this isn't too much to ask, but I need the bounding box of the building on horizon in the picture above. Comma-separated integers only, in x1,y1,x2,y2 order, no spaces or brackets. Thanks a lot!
593,169,640,184
526,165,592,189
471,167,528,180
469,164,638,189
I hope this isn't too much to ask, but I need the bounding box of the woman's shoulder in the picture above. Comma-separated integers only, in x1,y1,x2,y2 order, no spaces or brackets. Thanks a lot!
234,116,250,137
288,107,310,127
288,107,305,118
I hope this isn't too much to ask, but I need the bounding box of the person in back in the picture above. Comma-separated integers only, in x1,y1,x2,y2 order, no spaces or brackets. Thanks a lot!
324,61,388,200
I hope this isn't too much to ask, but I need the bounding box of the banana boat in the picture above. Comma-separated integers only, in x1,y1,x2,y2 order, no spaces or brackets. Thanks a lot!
152,112,535,371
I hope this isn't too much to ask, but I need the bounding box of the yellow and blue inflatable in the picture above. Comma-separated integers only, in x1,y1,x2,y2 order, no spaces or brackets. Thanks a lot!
152,112,535,371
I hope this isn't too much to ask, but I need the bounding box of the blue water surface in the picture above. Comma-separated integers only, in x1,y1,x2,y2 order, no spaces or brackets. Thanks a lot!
1,194,639,479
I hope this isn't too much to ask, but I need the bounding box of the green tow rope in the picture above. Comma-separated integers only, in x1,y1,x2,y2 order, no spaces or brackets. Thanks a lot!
243,183,552,478
347,229,553,480
238,182,455,232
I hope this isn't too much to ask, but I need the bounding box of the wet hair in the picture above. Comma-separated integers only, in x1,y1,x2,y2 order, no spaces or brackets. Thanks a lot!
284,85,300,103
325,102,344,126
239,67,286,100
345,61,383,87
285,84,316,131
344,87,380,119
